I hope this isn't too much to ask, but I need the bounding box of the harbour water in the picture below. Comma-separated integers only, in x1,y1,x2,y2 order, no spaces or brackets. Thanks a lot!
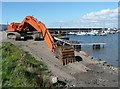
66,33,119,67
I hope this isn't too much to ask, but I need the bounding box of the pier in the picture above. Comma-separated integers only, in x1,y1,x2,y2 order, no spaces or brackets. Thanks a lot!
54,37,106,50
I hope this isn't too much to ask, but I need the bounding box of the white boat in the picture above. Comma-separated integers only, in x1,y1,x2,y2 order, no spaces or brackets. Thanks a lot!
87,32,96,36
68,32,76,35
86,30,98,36
76,32,86,36
109,30,116,34
117,30,120,33
99,33,107,36
104,30,110,34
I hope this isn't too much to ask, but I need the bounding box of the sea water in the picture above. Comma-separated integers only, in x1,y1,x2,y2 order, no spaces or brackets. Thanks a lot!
66,33,119,67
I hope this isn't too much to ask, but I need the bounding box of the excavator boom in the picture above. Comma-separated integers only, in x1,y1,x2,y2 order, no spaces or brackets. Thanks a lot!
8,16,57,52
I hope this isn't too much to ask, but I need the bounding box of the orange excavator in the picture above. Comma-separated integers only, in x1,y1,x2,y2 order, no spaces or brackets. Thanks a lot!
7,16,75,65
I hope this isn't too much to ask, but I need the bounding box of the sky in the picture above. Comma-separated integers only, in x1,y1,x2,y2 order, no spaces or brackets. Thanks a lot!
2,2,118,28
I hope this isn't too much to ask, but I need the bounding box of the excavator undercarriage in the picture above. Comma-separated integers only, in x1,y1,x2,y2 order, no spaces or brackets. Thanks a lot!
7,16,76,65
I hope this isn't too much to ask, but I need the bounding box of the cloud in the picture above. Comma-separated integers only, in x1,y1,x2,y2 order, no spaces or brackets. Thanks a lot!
49,7,118,28
79,7,118,27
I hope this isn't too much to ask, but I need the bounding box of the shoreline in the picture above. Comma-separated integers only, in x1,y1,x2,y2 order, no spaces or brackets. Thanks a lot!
74,51,118,87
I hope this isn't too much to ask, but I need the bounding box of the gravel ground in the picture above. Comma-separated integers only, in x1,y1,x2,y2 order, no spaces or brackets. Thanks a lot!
1,31,119,87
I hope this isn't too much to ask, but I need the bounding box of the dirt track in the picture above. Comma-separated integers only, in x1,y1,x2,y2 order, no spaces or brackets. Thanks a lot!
1,31,119,87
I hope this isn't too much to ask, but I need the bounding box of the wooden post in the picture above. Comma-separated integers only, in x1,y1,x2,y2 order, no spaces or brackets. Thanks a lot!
74,45,81,51
93,44,101,49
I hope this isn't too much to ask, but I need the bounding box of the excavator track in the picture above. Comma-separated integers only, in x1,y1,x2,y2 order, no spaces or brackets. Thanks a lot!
7,32,21,40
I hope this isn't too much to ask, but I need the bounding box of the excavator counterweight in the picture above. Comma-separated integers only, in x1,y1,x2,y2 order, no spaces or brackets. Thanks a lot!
7,16,75,65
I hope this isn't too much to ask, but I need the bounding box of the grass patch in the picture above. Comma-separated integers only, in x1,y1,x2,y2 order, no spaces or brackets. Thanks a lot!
1,42,51,88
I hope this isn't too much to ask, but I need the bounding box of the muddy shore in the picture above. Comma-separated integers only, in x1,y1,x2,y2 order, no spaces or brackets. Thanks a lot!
1,31,119,88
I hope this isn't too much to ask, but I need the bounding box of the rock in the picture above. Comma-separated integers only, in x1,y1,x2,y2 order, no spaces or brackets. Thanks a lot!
98,59,102,61
65,83,70,88
70,84,76,87
90,56,94,59
111,67,118,71
103,61,107,64
100,61,107,64
106,64,110,67
50,76,58,84
96,71,99,74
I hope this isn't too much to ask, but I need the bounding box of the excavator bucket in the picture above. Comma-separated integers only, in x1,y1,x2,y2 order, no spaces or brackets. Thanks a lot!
55,45,76,65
